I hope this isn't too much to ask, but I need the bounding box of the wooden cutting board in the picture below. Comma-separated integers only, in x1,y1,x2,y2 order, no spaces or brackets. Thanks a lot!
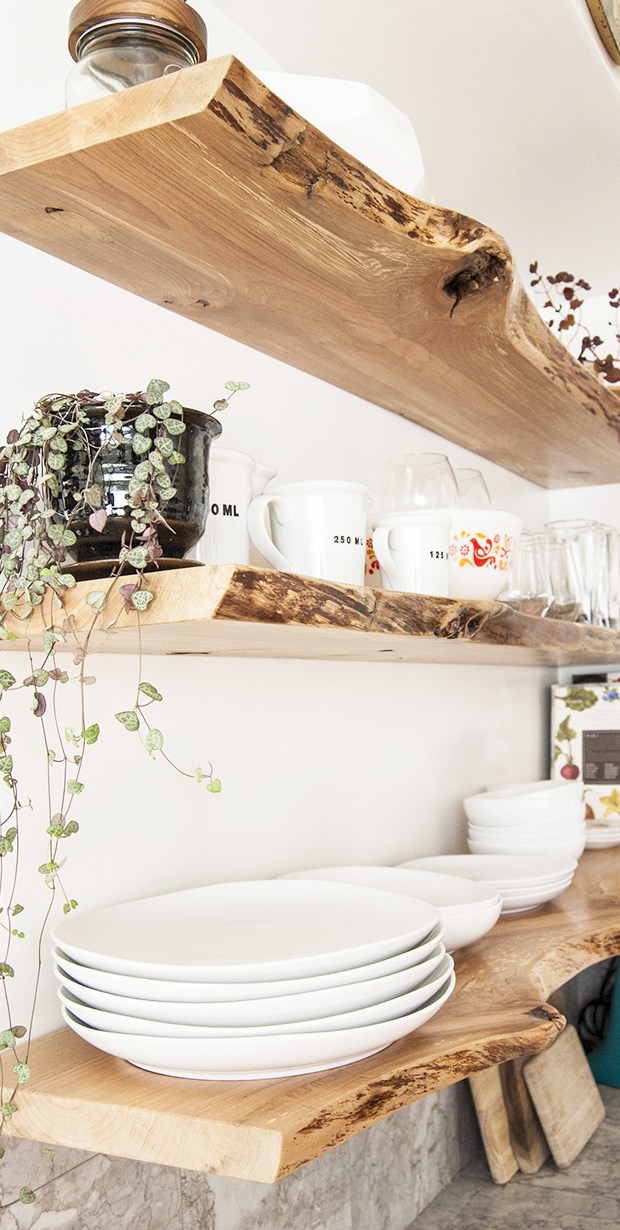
523,1025,606,1167
468,1066,519,1183
500,1055,549,1173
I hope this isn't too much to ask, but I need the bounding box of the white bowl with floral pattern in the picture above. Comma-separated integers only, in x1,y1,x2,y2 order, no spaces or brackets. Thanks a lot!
441,508,522,600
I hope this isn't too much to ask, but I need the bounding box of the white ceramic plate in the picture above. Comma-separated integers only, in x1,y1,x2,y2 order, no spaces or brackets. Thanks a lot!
57,956,454,1037
60,969,456,1079
51,880,440,981
52,923,446,1002
53,943,448,1027
398,854,577,888
280,866,501,951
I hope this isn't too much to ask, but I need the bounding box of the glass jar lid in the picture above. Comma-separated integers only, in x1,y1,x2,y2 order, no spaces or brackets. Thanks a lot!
68,0,208,62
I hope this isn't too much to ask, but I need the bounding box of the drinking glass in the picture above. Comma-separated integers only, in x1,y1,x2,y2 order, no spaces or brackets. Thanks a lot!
545,519,606,625
501,532,551,617
544,538,587,622
378,453,458,513
605,527,620,629
454,467,492,509
595,524,620,629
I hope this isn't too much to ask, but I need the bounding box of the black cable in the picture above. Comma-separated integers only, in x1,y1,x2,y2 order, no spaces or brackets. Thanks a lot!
577,958,618,1054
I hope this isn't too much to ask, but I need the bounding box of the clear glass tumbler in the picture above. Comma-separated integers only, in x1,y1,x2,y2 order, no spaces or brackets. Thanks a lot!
501,531,551,617
596,525,620,629
544,519,601,624
544,538,587,622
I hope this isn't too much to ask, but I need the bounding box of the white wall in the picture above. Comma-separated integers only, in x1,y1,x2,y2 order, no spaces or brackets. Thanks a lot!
548,484,620,528
0,1,569,1035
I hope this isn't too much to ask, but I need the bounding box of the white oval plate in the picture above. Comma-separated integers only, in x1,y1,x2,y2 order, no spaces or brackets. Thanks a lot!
51,880,440,982
53,943,448,1027
52,922,445,1002
280,866,501,950
398,854,577,888
57,955,454,1037
60,970,456,1079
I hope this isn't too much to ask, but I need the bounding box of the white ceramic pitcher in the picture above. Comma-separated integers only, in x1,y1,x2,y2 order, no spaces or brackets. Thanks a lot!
194,448,277,565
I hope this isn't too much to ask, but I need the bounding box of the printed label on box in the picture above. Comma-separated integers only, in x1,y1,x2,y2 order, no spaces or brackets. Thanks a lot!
550,683,620,827
582,730,620,786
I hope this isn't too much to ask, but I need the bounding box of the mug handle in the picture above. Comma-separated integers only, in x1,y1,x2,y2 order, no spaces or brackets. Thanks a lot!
372,526,415,592
246,494,295,572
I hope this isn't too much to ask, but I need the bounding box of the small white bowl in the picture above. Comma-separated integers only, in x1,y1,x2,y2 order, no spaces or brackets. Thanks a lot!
467,819,586,839
467,834,586,861
482,780,583,798
463,793,585,828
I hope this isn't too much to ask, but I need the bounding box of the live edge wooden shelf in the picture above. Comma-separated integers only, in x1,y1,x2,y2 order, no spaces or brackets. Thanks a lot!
4,850,620,1182
2,564,620,667
0,56,618,488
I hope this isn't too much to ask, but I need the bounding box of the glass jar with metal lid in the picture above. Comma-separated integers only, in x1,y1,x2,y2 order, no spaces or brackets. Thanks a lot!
66,0,207,107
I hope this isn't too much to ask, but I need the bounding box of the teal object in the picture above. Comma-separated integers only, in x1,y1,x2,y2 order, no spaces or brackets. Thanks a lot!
589,970,620,1087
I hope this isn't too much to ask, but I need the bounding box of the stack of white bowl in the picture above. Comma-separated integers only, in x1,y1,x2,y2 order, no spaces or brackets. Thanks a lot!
463,779,586,862
281,866,501,952
51,878,456,1080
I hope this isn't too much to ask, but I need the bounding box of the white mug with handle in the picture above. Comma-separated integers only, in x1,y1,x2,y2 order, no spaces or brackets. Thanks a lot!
372,511,451,595
247,480,370,584
195,448,277,565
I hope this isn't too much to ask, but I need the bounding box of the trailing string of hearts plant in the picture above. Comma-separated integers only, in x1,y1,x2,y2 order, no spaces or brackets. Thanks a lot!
0,376,247,1208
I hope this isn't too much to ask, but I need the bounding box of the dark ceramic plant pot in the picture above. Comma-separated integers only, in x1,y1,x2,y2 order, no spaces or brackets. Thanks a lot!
55,405,222,562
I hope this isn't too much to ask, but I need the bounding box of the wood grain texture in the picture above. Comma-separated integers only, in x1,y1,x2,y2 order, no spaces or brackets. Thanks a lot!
523,1025,606,1168
2,564,620,667
0,57,618,487
499,1055,549,1173
469,1066,519,1184
584,0,620,63
3,850,620,1182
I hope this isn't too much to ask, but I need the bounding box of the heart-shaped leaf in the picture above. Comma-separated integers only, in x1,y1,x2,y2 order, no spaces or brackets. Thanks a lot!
88,509,107,533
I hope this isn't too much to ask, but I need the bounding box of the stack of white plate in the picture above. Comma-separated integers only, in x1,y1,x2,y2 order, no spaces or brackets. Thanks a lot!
462,780,586,862
585,820,620,849
397,854,578,915
51,879,455,1080
280,866,501,951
